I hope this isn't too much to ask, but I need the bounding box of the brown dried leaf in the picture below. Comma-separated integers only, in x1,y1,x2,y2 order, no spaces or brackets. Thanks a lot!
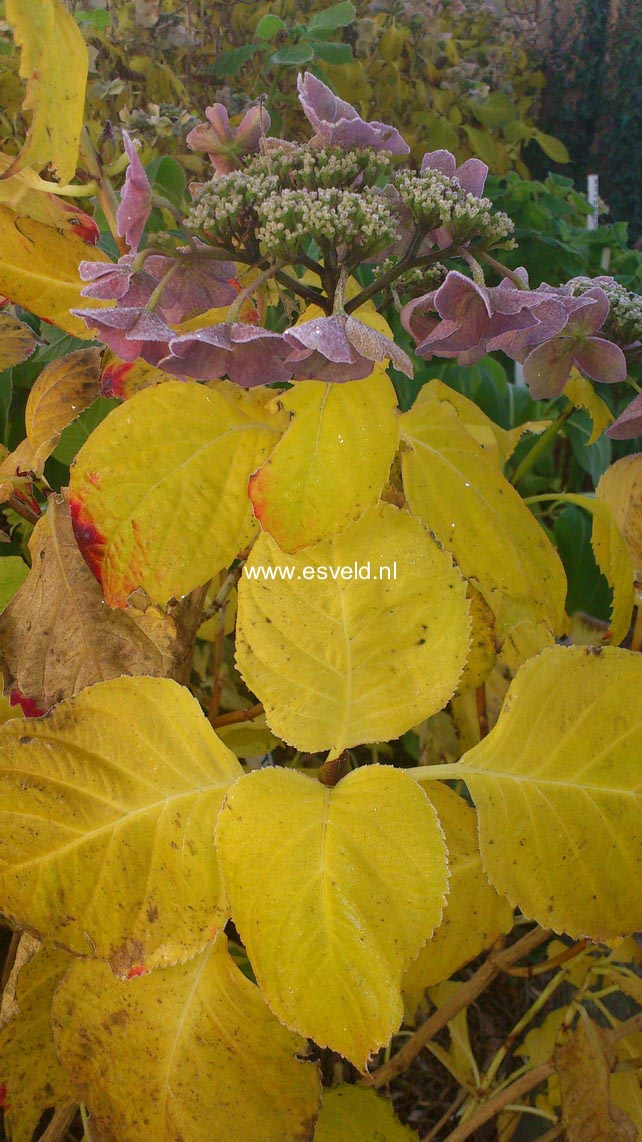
0,492,186,711
554,1014,636,1142
25,347,102,474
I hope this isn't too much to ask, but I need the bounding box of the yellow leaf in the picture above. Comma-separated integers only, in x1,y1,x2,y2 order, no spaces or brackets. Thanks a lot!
415,380,550,466
0,676,242,973
0,151,98,239
0,494,187,712
454,645,642,942
564,369,614,444
315,1085,418,1140
69,380,280,607
236,503,471,756
559,493,635,646
597,456,642,579
215,765,448,1068
0,313,37,371
0,943,74,1142
400,399,567,642
25,348,101,474
53,934,321,1141
0,206,110,337
455,585,496,695
5,0,88,183
403,784,513,993
217,717,280,759
249,372,399,552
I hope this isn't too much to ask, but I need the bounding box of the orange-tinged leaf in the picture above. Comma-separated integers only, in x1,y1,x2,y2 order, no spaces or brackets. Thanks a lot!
25,348,101,473
0,206,110,336
4,0,88,183
215,765,449,1069
53,934,321,1141
0,676,242,973
249,371,399,552
69,380,281,607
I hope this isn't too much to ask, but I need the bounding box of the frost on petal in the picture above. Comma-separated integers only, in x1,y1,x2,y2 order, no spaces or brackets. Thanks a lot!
284,315,355,364
187,103,270,173
71,307,172,364
345,316,413,377
144,253,237,323
567,287,610,337
523,337,576,398
164,324,293,387
186,104,234,154
284,313,412,381
116,132,153,252
574,336,627,385
455,158,488,198
296,72,409,154
606,394,642,440
420,149,457,177
79,256,138,301
400,292,439,344
235,104,270,150
434,271,493,323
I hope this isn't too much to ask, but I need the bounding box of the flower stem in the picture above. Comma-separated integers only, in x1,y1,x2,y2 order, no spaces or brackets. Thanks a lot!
510,403,574,486
479,252,528,290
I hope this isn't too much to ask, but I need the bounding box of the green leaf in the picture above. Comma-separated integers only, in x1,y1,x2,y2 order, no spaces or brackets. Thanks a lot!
553,505,611,621
568,411,612,485
74,8,110,32
309,40,353,64
307,1,356,32
0,555,28,613
270,43,314,66
532,129,570,164
52,395,119,467
214,44,263,77
255,13,288,40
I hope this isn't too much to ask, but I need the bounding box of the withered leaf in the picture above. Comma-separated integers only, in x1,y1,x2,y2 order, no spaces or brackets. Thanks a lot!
25,347,102,474
0,492,186,711
554,1014,636,1142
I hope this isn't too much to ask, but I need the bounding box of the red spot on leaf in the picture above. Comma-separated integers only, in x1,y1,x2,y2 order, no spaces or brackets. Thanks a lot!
69,495,106,585
10,488,41,519
58,202,100,245
0,1082,9,1109
9,689,45,718
100,360,131,399
126,964,148,979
